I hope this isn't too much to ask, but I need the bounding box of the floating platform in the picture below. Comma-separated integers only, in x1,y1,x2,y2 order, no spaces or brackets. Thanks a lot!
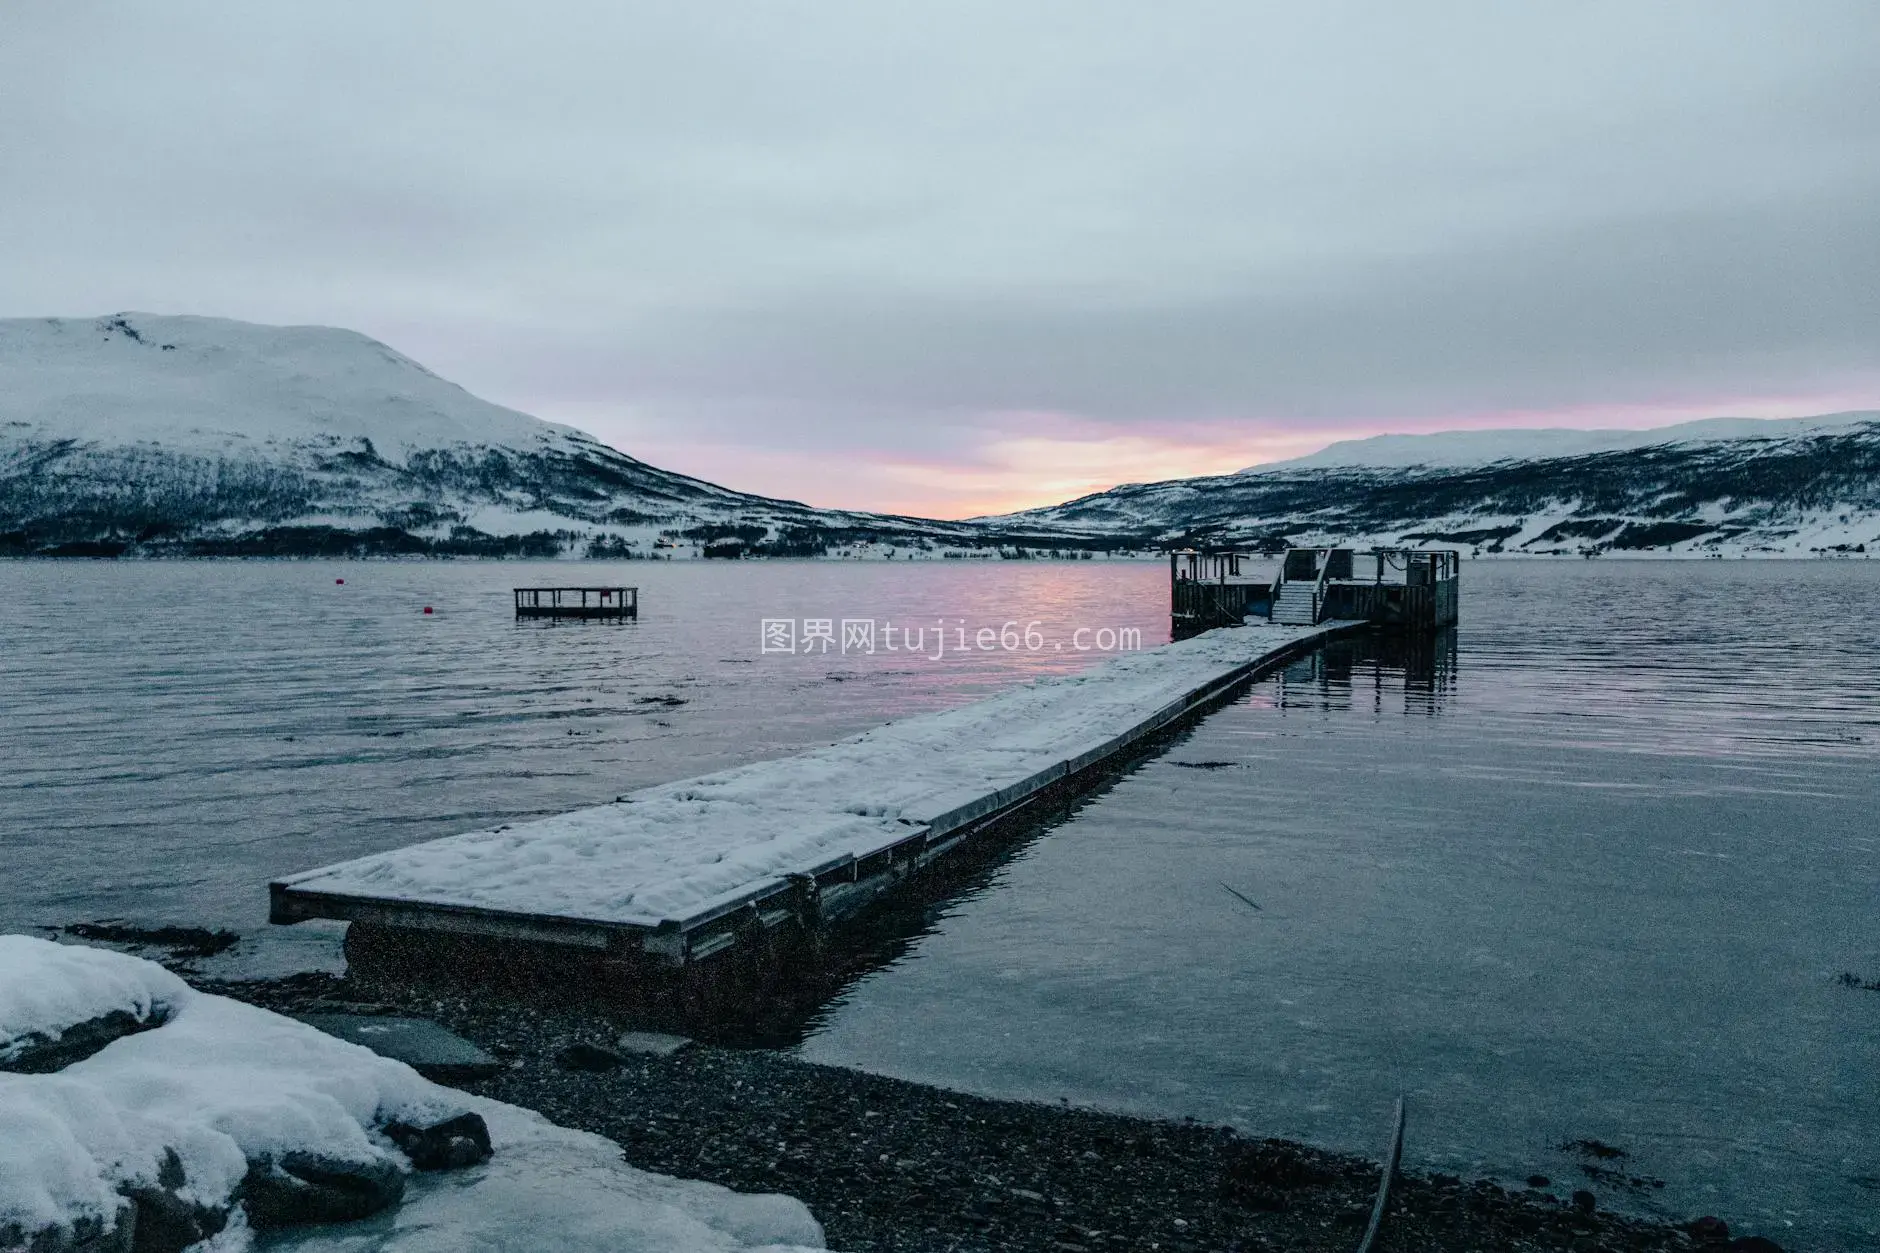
514,586,638,620
271,621,1359,967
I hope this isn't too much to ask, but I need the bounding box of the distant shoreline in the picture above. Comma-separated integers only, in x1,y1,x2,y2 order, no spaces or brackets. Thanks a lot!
2,549,1868,562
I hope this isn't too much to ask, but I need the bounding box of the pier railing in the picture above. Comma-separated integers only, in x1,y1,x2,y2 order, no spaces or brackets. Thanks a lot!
1318,550,1459,629
1175,547,1460,633
1170,551,1273,635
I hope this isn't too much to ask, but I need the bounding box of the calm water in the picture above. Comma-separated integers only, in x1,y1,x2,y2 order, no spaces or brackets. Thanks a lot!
3,559,1877,1246
799,561,1880,1249
0,558,1168,971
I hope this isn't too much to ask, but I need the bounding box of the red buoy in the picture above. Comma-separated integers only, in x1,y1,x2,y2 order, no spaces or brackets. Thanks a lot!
335,578,344,585
423,606,433,614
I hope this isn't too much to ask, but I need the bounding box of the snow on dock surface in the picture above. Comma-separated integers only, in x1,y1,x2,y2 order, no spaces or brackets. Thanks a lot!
274,624,1346,941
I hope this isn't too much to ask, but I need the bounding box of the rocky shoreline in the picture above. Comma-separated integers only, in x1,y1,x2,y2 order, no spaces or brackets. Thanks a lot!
203,968,1785,1253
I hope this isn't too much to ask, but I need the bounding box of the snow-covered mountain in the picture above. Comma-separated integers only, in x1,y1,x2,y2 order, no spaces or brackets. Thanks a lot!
0,314,1066,558
990,413,1880,556
1243,413,1877,474
10,313,1874,560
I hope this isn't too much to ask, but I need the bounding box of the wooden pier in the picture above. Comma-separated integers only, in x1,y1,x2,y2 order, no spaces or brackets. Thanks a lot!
1175,547,1459,637
514,586,638,620
270,621,1360,973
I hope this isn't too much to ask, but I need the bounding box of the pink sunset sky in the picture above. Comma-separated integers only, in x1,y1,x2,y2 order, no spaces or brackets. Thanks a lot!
554,390,1880,520
6,3,1877,520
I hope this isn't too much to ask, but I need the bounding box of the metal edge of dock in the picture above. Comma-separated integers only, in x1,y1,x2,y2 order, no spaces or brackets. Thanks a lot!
269,622,1365,966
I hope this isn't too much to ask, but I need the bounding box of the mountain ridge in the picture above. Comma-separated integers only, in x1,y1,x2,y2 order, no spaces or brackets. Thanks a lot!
0,313,1095,559
991,415,1880,557
1237,411,1880,474
6,312,1875,559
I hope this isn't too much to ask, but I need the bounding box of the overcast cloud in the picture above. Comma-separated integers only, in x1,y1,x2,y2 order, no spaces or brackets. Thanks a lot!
3,1,1877,515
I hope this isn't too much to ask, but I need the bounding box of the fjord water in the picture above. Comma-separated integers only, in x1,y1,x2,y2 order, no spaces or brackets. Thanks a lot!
799,560,1880,1248
0,558,1169,971
3,560,1876,1244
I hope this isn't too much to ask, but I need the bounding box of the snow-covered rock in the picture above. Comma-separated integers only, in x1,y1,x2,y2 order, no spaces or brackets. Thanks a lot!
257,1137,826,1253
0,935,185,1072
0,936,825,1253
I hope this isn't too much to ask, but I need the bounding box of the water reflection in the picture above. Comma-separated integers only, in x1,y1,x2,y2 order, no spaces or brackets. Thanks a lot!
1260,628,1459,717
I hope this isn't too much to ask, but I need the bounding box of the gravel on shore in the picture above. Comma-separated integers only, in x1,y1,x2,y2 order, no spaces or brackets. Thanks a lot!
198,969,1766,1253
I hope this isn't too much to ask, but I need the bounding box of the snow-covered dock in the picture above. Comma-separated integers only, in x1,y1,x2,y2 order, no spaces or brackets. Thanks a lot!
271,621,1358,966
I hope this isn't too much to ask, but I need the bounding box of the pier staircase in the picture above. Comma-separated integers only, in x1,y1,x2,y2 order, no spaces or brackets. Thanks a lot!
1271,581,1320,626
1173,545,1459,637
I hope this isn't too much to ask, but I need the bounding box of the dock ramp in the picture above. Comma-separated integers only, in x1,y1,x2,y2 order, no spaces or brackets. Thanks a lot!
272,621,1358,966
